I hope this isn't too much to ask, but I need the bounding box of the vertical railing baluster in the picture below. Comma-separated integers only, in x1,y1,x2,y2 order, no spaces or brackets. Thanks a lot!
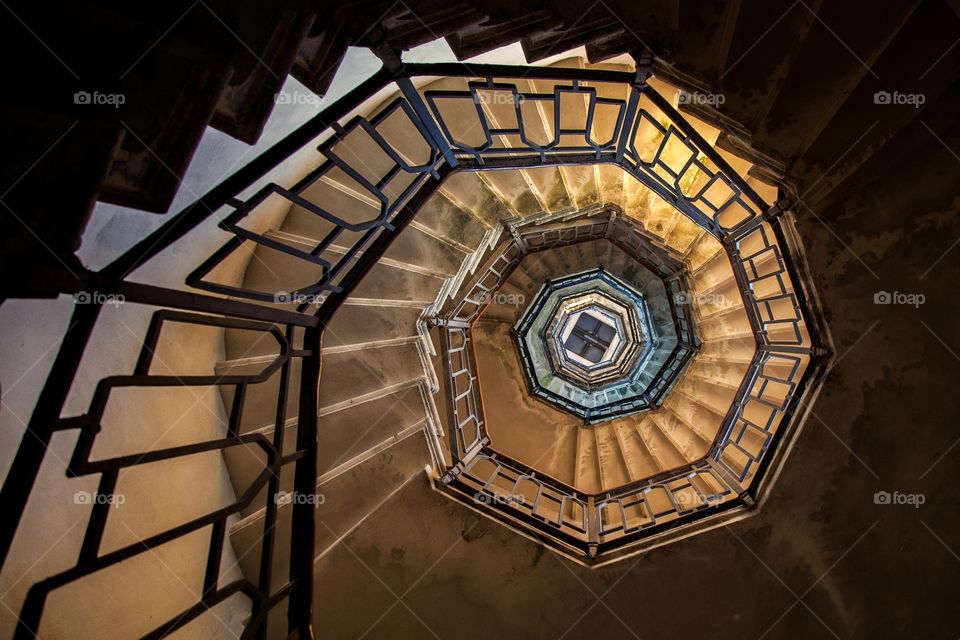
288,326,321,639
396,77,459,170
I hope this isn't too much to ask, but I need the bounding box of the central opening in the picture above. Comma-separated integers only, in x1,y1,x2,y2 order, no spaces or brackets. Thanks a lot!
564,313,617,364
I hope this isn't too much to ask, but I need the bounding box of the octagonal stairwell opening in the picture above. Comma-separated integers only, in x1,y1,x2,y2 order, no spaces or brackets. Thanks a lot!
464,233,750,495
422,158,820,562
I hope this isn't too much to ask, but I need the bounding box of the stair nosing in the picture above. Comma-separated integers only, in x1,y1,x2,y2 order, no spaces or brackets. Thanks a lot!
268,228,454,278
229,420,428,535
318,377,426,416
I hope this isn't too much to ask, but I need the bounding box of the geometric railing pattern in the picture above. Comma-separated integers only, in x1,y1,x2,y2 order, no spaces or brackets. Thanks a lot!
1,59,830,638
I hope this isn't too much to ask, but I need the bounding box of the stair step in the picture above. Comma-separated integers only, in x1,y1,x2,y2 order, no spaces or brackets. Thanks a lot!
522,166,572,212
378,3,485,50
664,211,707,255
690,247,737,291
310,473,500,638
575,428,602,494
650,406,707,464
634,415,687,471
756,0,921,162
228,432,430,594
413,191,490,249
211,9,315,144
439,171,515,227
223,323,286,362
677,376,737,418
324,304,423,348
478,170,544,217
522,62,606,210
717,0,824,132
382,225,467,277
216,358,302,435
351,261,448,302
698,335,757,363
446,10,561,60
99,48,233,213
471,320,580,486
502,260,539,298
317,384,429,476
595,424,631,491
292,20,352,97
686,359,751,391
319,342,428,410
228,239,326,302
798,0,960,206
671,0,741,85
694,277,744,319
746,173,779,206
686,232,725,273
561,164,602,211
697,306,753,341
479,300,522,324
598,164,626,208
521,15,622,63
515,255,553,286
671,384,728,429
611,421,659,481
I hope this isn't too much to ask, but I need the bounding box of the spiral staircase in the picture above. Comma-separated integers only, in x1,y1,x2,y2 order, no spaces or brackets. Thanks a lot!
2,46,830,636
13,0,960,636
136,53,825,637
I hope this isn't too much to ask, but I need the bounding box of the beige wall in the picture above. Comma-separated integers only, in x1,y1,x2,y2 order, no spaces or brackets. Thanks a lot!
0,297,249,638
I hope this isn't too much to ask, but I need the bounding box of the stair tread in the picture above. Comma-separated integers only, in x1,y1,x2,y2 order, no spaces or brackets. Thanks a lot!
472,320,580,486
229,433,430,594
755,0,921,161
319,342,427,410
317,385,428,475
595,424,631,491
